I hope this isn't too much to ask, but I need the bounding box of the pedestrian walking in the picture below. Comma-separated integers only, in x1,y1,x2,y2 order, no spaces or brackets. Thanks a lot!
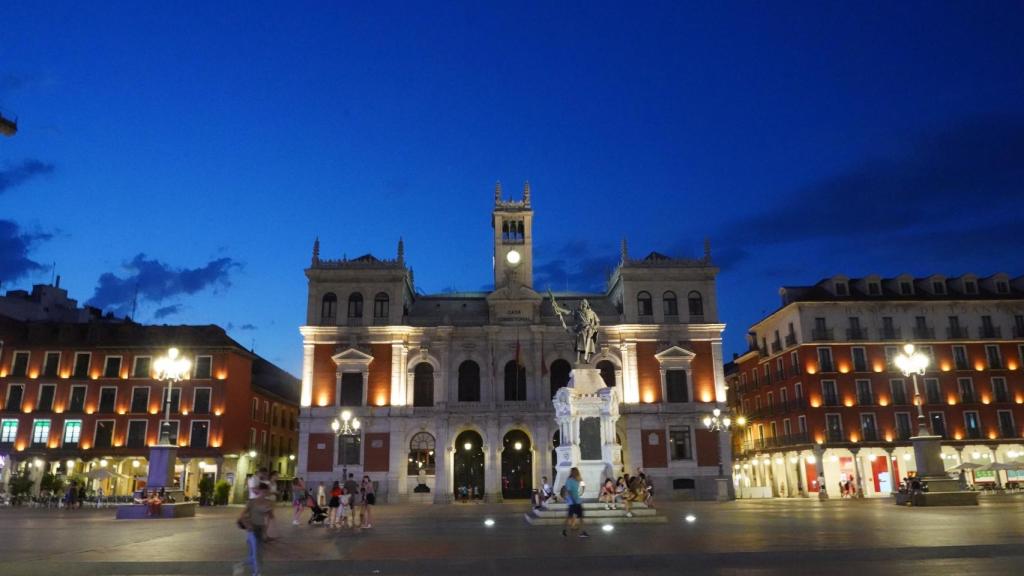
562,467,589,538
291,477,306,525
236,482,274,576
361,475,375,528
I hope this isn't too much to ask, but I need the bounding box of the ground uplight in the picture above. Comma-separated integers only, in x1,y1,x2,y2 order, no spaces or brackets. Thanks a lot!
601,524,614,532
484,518,495,527
684,514,697,523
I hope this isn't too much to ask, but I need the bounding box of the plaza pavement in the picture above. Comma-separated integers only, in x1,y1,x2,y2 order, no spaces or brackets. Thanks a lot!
1,496,1023,575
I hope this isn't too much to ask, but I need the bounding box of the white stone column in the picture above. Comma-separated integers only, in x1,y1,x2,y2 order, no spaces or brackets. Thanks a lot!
711,341,727,403
301,343,314,407
621,342,640,404
433,418,450,503
391,342,407,406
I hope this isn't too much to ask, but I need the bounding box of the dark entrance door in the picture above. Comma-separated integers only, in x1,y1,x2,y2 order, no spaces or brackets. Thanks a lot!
453,430,484,500
501,430,533,499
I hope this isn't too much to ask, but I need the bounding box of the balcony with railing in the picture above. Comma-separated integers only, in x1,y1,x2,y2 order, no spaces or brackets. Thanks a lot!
740,432,811,453
947,326,969,339
811,328,834,342
1001,425,1018,439
771,340,782,354
880,327,902,340
825,429,845,443
1015,326,1024,338
860,428,880,442
979,326,1002,339
785,333,797,347
912,326,935,340
846,327,869,341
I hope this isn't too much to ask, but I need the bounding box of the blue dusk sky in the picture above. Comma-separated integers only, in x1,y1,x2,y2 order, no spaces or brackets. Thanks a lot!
2,2,1023,375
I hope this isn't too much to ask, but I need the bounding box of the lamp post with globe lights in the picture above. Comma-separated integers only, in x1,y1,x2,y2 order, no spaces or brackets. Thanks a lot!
331,410,361,481
893,343,978,506
703,408,733,501
154,348,191,445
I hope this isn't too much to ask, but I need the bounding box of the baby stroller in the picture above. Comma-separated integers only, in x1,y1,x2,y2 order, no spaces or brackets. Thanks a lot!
307,494,328,525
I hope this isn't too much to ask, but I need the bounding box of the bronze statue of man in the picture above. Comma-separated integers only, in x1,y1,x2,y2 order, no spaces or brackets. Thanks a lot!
549,289,600,363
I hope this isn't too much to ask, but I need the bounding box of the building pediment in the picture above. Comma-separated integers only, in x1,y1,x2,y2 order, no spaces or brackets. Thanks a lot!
654,345,696,365
331,347,374,368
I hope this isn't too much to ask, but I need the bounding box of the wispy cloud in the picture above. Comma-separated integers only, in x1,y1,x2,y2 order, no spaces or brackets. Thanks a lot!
153,304,182,319
0,159,55,194
87,254,241,316
0,220,53,283
534,240,617,292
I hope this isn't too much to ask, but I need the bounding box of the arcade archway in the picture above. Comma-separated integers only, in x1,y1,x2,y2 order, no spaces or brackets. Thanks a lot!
501,430,533,499
453,430,484,501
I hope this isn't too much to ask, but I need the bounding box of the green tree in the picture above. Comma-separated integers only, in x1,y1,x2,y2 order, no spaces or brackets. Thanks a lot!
214,480,231,505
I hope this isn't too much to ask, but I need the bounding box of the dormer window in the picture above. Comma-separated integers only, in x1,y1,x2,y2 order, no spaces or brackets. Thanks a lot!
867,282,881,295
835,282,848,296
996,280,1009,294
965,280,978,295
932,282,946,295
899,281,913,295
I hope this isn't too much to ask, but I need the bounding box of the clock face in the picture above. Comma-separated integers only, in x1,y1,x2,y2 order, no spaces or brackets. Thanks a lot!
506,249,521,265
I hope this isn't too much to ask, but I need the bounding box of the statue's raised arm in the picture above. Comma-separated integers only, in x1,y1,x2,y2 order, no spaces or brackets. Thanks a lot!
548,288,570,331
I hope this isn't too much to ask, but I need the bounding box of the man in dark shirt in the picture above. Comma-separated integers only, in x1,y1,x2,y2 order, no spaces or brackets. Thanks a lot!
343,473,360,527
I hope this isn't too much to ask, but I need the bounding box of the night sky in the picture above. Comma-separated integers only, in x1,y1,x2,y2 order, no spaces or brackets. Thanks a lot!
2,2,1022,375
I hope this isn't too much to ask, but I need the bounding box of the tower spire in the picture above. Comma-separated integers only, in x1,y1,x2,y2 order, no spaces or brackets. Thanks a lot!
312,236,320,265
523,181,531,207
397,237,405,263
494,181,503,204
621,237,629,263
703,237,712,263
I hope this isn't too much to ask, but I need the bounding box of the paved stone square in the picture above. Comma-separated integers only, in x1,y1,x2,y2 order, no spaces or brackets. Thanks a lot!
1,497,1023,575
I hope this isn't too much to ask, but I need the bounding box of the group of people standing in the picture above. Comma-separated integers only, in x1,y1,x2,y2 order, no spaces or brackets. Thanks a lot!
298,473,376,529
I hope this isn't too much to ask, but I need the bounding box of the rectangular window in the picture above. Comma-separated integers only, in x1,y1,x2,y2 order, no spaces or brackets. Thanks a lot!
94,420,115,448
1,419,18,444
263,400,270,423
855,380,873,406
98,387,117,413
924,378,941,405
42,352,60,377
31,419,51,447
68,386,86,413
11,352,29,377
193,388,212,415
5,384,24,411
958,378,976,404
126,420,148,448
763,364,770,385
337,434,362,465
130,387,150,414
895,412,912,440
189,420,209,448
132,356,151,378
884,347,899,371
339,372,363,406
852,347,867,372
103,356,122,378
929,412,947,438
669,427,692,460
860,413,878,441
798,415,807,434
998,411,1015,439
964,411,982,439
985,345,1003,369
794,382,803,400
779,387,789,407
868,282,881,295
783,418,792,436
817,347,834,372
992,377,1009,404
249,428,257,449
766,392,774,410
251,398,258,419
776,358,785,380
770,421,778,438
882,317,897,339
63,420,82,447
37,384,56,412
933,281,946,295
890,379,908,405
162,387,181,413
900,281,912,295
791,351,800,374
72,352,91,378
825,413,843,442
193,355,213,379
666,369,688,402
821,380,838,406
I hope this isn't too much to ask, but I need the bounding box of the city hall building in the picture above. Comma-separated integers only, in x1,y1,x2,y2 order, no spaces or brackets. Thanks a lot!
297,184,731,503
729,273,1024,500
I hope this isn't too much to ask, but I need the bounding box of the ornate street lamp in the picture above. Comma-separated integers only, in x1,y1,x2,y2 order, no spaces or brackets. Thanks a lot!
331,410,361,480
704,408,732,501
154,348,191,445
894,343,930,436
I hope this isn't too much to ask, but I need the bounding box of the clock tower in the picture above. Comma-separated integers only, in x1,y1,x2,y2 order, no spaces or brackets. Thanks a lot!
492,181,534,289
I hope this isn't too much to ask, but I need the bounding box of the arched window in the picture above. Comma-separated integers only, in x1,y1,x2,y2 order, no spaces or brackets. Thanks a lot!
549,359,572,399
413,363,434,407
637,291,653,317
663,291,678,317
321,292,337,321
374,292,389,319
458,360,481,402
347,293,363,318
408,431,436,475
597,360,616,387
688,291,704,318
504,360,527,402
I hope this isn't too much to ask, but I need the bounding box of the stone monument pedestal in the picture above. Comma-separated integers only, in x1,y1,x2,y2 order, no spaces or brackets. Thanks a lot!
895,434,978,507
552,367,621,498
116,443,195,519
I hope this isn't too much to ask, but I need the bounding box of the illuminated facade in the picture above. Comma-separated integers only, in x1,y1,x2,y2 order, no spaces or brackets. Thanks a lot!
0,305,299,503
729,273,1024,499
298,184,730,503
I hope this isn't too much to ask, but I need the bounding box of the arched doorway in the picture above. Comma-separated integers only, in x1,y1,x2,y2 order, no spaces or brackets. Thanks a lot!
597,360,616,387
501,430,533,499
453,430,484,501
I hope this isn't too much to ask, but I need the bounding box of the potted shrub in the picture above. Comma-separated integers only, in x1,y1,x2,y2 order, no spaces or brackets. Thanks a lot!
214,479,231,506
